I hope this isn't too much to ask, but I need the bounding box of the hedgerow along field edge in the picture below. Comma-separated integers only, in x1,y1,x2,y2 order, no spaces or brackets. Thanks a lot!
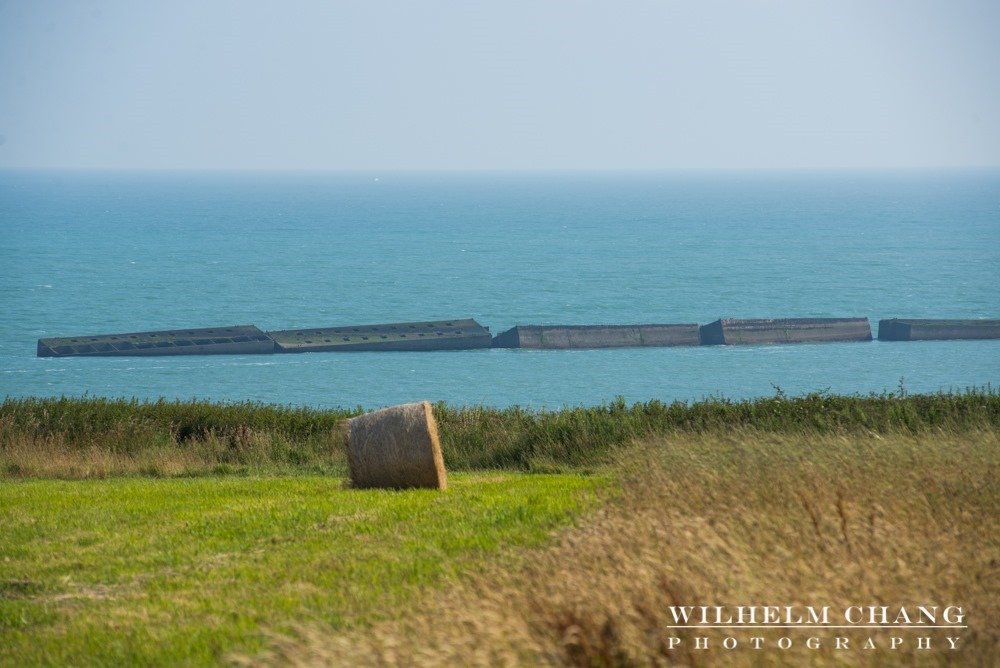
2,388,998,478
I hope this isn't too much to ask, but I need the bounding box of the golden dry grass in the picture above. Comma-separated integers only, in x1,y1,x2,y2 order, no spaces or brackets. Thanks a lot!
1,433,215,478
1,426,342,478
245,429,1000,666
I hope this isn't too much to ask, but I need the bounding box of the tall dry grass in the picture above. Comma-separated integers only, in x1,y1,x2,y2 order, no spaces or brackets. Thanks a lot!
0,399,350,477
246,429,1000,666
0,426,341,478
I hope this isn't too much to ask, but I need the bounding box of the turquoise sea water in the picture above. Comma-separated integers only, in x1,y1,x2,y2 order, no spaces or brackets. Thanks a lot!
1,169,998,409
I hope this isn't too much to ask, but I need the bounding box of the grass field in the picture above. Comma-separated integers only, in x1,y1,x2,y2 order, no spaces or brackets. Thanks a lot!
251,430,1000,667
0,473,604,665
2,392,998,666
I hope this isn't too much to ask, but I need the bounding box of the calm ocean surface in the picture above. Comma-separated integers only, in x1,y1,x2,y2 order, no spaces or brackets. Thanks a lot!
1,169,998,409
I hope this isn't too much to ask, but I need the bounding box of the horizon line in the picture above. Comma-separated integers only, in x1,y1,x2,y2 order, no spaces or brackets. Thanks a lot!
1,165,999,175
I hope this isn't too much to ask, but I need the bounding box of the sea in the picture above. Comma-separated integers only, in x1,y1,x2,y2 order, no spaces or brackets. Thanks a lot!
1,169,998,410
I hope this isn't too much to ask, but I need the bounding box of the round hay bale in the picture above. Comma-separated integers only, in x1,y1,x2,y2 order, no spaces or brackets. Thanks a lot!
345,401,447,490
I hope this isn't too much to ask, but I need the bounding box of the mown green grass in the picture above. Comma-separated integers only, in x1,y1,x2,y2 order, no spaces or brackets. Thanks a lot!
0,472,605,666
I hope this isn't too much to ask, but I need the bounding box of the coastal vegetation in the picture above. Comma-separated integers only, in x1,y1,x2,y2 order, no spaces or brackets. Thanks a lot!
2,388,997,478
1,390,998,665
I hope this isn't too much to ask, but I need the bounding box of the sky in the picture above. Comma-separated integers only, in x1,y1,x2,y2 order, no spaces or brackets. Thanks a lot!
1,0,998,170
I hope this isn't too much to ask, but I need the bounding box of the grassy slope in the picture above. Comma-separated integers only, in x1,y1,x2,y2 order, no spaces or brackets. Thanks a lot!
0,473,604,666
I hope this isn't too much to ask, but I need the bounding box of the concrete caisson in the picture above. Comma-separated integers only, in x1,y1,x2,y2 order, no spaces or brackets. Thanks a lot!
492,324,700,349
268,318,492,352
36,325,275,357
878,319,1000,341
699,318,872,346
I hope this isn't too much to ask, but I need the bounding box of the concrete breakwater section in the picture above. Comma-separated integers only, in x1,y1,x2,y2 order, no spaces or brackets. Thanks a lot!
699,318,873,346
36,317,1000,357
268,319,492,353
36,325,276,358
492,324,700,349
37,319,493,357
878,319,1000,342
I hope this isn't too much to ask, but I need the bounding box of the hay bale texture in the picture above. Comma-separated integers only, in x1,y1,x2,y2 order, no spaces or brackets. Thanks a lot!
344,401,447,490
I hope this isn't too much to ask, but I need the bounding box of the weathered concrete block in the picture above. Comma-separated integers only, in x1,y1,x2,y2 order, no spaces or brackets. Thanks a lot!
699,318,872,346
492,324,700,349
269,319,492,352
878,319,1000,341
37,325,276,357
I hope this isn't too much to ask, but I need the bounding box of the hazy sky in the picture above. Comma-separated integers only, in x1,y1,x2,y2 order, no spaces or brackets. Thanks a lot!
1,0,998,170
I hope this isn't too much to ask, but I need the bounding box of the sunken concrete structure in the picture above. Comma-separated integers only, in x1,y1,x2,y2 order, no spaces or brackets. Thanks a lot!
878,319,1000,342
699,318,872,346
37,325,275,358
492,324,700,349
268,318,492,353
